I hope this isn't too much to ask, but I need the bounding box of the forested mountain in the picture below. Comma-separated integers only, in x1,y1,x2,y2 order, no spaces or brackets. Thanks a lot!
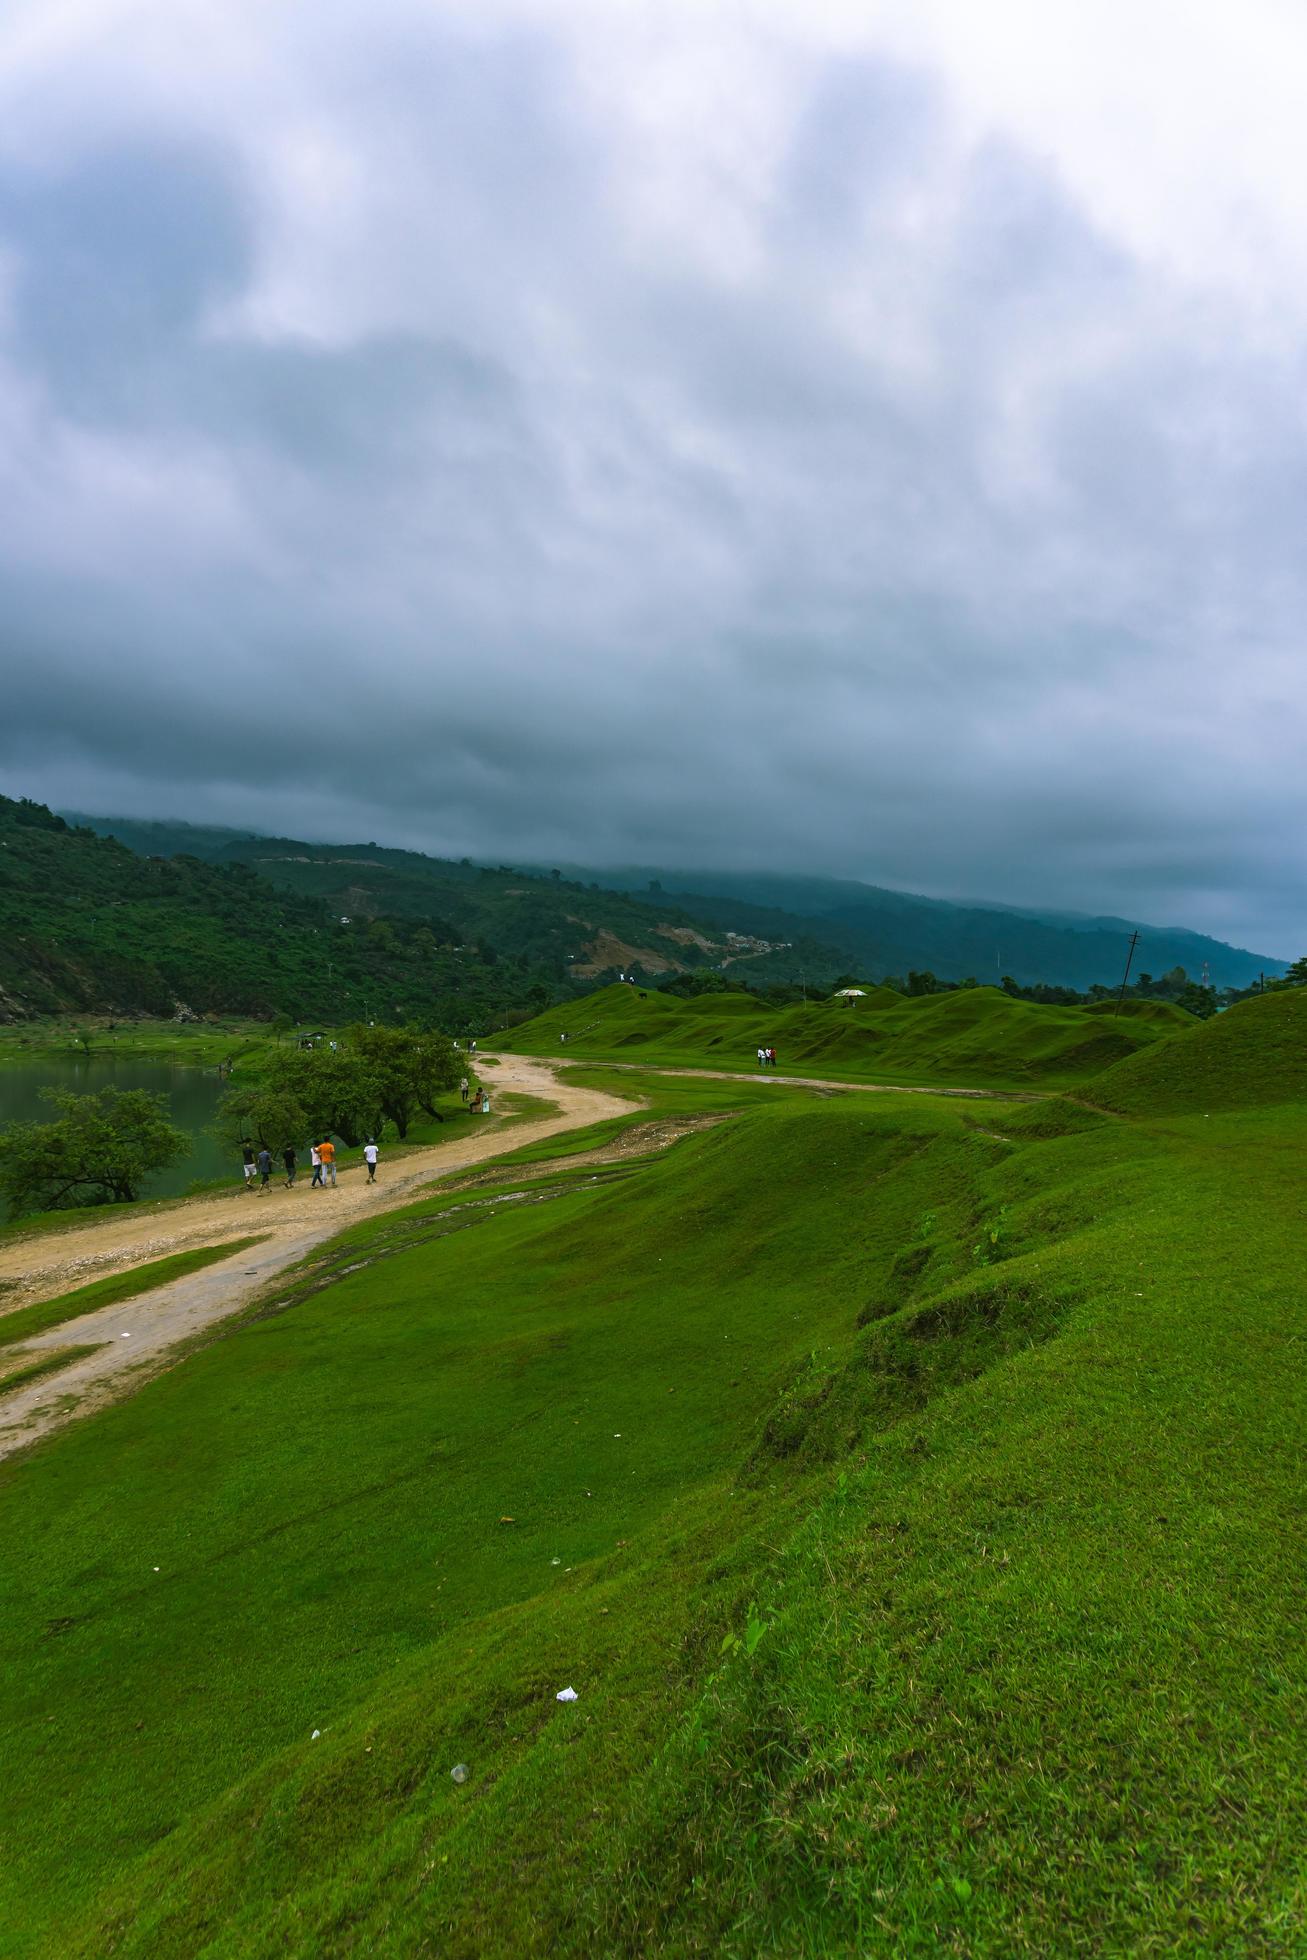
61,812,841,991
566,865,1284,992
52,808,1284,1003
3,799,834,1024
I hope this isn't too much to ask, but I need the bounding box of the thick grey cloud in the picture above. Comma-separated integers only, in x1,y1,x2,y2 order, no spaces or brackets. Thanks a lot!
0,2,1303,952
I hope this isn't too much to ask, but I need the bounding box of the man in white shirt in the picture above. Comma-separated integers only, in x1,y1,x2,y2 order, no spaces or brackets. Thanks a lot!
363,1140,379,1183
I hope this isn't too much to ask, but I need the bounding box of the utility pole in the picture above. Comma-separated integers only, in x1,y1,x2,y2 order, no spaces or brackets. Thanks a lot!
1113,930,1140,1017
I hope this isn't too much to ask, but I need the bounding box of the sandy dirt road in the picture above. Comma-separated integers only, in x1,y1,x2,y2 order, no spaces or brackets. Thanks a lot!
554,1059,1043,1099
0,1057,636,1460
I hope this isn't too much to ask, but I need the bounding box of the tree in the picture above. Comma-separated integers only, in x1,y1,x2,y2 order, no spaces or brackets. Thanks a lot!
212,1083,309,1155
1277,956,1307,988
272,1047,385,1147
0,1089,189,1214
346,1025,461,1136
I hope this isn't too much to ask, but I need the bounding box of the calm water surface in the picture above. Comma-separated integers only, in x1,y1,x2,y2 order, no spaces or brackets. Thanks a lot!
0,1058,232,1197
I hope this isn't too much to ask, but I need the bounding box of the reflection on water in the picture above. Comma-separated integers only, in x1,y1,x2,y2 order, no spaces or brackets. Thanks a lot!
0,1058,232,1199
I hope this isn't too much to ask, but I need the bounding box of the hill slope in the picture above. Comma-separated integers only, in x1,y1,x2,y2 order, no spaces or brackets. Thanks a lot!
571,863,1285,990
67,815,1284,993
1093,987,1307,1112
503,981,1193,1091
3,1076,1304,1953
62,813,846,990
0,797,551,1027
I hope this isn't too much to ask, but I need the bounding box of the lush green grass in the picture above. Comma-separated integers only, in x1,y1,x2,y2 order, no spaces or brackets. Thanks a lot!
0,1239,267,1350
0,1067,1303,1954
0,1017,275,1070
502,982,1192,1091
0,1345,98,1398
1093,986,1307,1112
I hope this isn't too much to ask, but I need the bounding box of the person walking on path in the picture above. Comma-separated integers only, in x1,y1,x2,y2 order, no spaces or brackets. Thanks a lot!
241,1143,256,1188
310,1144,323,1188
363,1139,379,1183
283,1144,297,1188
257,1146,273,1191
460,1076,469,1103
319,1137,337,1186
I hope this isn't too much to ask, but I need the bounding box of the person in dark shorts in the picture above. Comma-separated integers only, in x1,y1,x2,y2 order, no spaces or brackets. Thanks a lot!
283,1144,297,1187
257,1146,273,1191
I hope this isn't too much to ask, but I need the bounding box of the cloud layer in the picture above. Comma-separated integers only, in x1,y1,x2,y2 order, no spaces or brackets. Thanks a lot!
1,1,1303,951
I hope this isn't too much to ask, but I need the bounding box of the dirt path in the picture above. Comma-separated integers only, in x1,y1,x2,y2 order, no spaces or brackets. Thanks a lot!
552,1059,1044,1100
0,1057,635,1460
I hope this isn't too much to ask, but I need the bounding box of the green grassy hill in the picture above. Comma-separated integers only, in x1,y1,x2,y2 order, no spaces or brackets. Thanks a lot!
3,1061,1304,1954
1092,987,1307,1112
502,981,1193,1091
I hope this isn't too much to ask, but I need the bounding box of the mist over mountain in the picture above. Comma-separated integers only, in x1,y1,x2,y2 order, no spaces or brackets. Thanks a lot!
61,812,1283,995
564,865,1285,992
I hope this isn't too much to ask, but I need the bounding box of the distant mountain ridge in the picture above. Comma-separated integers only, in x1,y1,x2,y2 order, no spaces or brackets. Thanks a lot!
58,813,1285,994
546,865,1286,993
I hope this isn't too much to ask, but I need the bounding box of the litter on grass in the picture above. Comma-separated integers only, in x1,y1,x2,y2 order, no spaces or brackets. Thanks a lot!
556,1687,578,1703
311,1730,321,1740
451,1763,469,1785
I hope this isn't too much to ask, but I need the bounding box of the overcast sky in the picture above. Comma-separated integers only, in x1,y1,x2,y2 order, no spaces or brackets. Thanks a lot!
1,1,1303,951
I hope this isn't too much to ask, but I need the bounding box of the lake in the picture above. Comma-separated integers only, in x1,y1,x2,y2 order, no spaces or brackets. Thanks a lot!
0,1057,233,1199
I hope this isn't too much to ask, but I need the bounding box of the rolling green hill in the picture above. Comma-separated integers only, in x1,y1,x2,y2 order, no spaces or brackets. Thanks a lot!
1092,987,1307,1112
501,980,1194,1091
3,1063,1304,1953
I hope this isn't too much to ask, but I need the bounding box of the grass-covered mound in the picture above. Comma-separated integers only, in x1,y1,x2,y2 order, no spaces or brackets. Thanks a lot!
507,981,1189,1090
1093,987,1307,1112
2,1073,1305,1954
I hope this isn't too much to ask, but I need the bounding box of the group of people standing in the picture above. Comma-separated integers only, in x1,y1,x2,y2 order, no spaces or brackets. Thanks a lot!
241,1137,379,1192
237,1073,495,1192
756,1045,779,1069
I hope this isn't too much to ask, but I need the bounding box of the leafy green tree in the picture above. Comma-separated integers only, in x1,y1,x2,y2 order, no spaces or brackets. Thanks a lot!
0,1089,188,1214
1277,956,1307,988
213,1083,309,1156
346,1025,461,1136
273,1048,385,1147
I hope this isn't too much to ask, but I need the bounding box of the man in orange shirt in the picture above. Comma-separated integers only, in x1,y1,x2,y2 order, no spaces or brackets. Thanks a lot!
318,1137,337,1186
